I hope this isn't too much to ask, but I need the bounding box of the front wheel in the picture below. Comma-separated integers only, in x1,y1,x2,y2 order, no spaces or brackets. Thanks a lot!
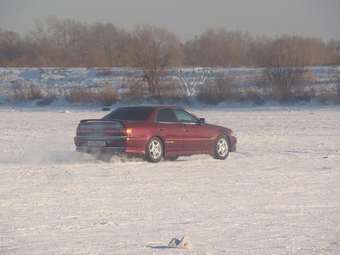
213,136,230,160
145,137,163,163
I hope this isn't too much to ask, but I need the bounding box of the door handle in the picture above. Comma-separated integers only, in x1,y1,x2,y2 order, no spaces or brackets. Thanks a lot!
159,128,164,132
184,129,189,132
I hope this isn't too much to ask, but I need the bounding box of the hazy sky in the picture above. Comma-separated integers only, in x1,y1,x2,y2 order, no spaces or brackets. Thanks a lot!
1,0,339,40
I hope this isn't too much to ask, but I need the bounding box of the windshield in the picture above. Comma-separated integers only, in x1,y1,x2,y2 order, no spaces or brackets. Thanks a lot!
103,107,154,121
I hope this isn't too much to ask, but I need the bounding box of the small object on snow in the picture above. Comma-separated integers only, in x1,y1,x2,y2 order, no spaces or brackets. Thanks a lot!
168,236,189,249
62,110,70,114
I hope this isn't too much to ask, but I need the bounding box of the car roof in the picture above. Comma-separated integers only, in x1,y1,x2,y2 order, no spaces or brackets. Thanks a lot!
117,105,179,110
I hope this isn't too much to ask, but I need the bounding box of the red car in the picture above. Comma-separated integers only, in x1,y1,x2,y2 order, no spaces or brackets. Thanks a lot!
74,106,237,162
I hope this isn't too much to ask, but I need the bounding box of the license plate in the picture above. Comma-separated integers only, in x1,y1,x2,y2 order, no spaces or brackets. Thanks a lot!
87,140,106,147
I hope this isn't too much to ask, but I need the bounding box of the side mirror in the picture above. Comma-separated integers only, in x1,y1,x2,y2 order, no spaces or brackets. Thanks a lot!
198,118,205,125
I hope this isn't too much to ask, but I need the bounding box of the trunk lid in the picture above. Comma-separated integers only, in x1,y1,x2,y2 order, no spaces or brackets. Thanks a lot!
77,119,124,137
75,119,126,148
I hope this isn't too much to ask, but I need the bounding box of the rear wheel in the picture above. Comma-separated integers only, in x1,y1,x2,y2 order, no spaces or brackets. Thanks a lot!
213,136,230,160
145,137,163,163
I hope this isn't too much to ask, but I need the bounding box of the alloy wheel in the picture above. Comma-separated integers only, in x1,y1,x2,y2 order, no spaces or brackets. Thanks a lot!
146,138,163,162
214,136,230,160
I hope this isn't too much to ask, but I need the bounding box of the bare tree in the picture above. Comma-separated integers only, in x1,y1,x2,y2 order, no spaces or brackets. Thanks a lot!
261,36,308,101
0,19,339,68
88,23,133,66
184,28,254,67
197,76,235,104
131,25,183,98
0,29,24,66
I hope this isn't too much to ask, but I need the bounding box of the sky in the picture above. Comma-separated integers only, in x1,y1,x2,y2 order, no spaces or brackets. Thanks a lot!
0,0,340,41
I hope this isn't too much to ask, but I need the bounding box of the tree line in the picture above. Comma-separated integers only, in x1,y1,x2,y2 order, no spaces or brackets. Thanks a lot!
1,17,340,68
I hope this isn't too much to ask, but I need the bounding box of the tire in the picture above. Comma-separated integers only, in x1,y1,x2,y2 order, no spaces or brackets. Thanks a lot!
145,137,163,163
164,156,179,161
213,135,230,160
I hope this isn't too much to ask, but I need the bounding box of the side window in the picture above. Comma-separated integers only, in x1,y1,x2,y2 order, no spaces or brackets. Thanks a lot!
173,110,198,123
156,109,178,123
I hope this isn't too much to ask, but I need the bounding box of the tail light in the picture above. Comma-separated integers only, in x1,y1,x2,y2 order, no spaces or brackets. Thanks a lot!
123,128,133,137
104,125,124,136
104,128,121,135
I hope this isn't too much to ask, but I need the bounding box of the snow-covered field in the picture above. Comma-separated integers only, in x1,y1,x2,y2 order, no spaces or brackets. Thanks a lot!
0,106,340,254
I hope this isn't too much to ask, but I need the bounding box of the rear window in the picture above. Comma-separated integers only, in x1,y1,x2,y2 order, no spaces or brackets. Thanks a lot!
103,107,154,121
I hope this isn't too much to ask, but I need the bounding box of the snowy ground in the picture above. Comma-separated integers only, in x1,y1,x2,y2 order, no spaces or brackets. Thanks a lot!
0,106,340,254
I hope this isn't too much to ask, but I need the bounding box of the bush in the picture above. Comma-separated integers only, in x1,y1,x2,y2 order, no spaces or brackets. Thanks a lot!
157,79,187,102
236,89,266,105
197,76,235,104
316,91,340,104
66,85,118,105
121,78,148,102
11,84,44,101
96,68,114,77
261,67,307,102
36,96,57,106
97,85,119,105
334,74,340,96
121,77,187,103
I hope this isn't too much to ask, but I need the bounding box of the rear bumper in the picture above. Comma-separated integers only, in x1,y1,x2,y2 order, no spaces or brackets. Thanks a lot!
229,135,237,152
74,135,126,154
74,136,146,155
76,146,125,154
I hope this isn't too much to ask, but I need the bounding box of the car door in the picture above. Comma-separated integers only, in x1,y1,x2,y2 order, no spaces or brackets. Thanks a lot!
173,109,211,153
155,108,184,155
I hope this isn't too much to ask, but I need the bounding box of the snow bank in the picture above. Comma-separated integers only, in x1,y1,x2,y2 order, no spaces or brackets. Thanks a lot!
1,66,339,97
